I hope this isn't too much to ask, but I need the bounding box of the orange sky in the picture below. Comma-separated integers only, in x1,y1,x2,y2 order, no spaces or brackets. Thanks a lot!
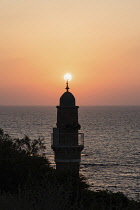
0,0,140,105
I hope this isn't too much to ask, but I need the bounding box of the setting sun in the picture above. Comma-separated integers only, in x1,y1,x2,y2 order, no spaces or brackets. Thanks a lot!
64,73,72,81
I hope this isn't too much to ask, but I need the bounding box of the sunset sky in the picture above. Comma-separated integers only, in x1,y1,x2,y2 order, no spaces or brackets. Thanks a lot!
0,0,140,105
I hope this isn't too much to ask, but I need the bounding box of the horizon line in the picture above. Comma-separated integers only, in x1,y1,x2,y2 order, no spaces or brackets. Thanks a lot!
0,105,140,107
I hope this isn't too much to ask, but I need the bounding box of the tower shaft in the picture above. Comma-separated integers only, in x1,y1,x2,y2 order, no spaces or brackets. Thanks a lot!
51,91,84,175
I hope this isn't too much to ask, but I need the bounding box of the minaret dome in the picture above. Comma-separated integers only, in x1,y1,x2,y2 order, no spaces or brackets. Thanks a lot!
60,92,75,107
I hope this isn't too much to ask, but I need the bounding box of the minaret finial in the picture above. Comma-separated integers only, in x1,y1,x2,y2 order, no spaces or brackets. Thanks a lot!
64,73,72,92
65,80,69,92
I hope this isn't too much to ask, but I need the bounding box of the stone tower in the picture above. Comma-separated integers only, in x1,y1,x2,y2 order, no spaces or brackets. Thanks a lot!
51,79,84,175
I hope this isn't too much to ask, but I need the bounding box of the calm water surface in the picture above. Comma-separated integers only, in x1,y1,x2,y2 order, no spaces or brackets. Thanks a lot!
0,106,140,200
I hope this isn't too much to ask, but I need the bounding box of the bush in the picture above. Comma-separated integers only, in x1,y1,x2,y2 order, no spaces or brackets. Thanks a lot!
0,129,51,193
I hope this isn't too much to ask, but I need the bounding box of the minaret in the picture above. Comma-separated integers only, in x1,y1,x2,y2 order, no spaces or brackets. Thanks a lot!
51,75,84,175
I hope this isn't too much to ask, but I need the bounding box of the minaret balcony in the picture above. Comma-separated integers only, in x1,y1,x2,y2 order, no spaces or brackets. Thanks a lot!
51,131,84,149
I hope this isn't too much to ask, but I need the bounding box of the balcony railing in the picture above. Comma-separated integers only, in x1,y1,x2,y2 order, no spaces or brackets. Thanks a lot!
51,132,84,147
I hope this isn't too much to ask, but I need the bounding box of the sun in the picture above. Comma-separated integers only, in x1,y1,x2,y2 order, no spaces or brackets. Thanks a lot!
64,73,72,81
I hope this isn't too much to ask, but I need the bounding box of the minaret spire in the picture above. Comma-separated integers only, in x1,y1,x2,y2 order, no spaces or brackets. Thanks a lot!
65,80,69,92
64,73,72,92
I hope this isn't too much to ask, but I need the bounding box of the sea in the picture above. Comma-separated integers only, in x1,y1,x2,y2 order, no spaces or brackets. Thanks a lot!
0,106,140,200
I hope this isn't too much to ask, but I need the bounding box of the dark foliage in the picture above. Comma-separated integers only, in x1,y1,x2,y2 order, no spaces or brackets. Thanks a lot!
0,129,51,193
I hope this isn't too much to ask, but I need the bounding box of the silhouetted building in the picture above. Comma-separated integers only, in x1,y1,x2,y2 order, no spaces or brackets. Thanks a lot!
51,81,84,175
